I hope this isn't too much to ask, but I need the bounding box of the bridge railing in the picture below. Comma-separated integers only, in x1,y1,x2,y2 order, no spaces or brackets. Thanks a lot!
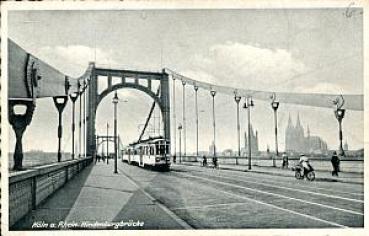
8,157,93,227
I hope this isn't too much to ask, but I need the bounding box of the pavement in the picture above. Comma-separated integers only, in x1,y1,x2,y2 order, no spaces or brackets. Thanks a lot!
11,161,190,230
180,161,364,184
11,160,364,230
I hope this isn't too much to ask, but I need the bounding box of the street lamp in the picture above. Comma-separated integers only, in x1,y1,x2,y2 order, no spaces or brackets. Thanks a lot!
210,91,217,160
194,85,199,157
334,108,346,156
182,81,186,157
78,82,83,158
271,99,280,167
243,97,254,170
113,91,119,174
234,95,242,165
69,92,79,160
172,77,177,158
178,124,183,163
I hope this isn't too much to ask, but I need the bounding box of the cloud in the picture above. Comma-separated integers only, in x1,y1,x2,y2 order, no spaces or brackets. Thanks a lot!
182,41,307,92
37,45,118,77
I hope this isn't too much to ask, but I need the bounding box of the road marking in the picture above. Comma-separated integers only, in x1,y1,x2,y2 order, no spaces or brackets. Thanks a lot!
180,164,364,196
118,167,193,229
224,170,364,196
174,170,347,228
193,172,363,203
226,172,364,196
178,172,363,216
172,202,250,211
214,188,347,228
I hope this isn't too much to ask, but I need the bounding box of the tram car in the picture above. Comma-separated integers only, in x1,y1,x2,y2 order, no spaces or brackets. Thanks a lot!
123,136,170,170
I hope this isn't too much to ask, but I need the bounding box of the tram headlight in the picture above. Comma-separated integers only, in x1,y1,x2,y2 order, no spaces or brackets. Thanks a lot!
156,157,160,162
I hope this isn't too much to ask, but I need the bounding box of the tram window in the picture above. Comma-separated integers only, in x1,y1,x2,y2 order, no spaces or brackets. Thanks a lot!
155,143,159,155
155,141,165,155
150,146,154,155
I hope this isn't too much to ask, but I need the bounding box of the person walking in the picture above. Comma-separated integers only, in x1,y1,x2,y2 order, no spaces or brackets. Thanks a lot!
331,151,340,177
202,155,207,167
173,155,176,163
212,156,218,169
282,154,289,168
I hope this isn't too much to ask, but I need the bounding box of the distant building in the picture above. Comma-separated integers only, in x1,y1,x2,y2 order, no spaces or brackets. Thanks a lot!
209,142,216,156
241,124,259,156
343,140,349,151
285,113,328,155
222,149,233,156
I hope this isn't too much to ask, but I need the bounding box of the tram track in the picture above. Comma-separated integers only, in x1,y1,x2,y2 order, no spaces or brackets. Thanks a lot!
179,168,364,204
167,169,363,228
175,172,363,216
117,166,194,229
180,164,364,197
118,163,363,228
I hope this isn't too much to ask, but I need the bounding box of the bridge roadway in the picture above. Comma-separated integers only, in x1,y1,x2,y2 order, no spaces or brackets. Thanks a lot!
12,160,363,230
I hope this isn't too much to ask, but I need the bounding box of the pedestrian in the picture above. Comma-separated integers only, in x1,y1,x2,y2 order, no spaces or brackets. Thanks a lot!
202,155,207,167
212,156,218,169
331,151,340,176
173,155,176,163
282,154,289,168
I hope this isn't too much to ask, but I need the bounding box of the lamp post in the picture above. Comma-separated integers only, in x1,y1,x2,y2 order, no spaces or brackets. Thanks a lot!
78,82,82,158
194,85,199,157
210,91,217,159
271,100,279,167
172,77,177,158
69,92,78,160
243,97,254,170
178,124,183,163
334,108,346,156
113,91,119,174
234,95,241,165
182,81,186,157
83,80,86,158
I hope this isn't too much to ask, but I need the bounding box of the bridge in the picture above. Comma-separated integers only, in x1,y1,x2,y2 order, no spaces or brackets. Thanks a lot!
6,38,364,230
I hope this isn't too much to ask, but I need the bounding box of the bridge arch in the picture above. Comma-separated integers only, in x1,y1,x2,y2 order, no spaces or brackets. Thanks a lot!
97,83,164,112
86,66,170,157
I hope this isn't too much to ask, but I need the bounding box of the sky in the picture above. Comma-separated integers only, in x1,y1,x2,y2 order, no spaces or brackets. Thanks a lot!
7,9,364,154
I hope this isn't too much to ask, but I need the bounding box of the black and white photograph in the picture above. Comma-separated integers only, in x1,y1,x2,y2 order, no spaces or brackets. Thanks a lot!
1,1,368,235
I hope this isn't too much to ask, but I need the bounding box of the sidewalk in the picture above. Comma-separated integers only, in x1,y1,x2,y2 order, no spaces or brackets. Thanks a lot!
180,161,364,184
12,161,189,230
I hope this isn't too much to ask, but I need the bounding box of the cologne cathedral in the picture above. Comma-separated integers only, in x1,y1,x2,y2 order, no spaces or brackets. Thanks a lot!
285,114,328,155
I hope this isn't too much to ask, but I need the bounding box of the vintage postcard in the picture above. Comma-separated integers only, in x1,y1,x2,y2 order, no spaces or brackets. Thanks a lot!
1,1,368,236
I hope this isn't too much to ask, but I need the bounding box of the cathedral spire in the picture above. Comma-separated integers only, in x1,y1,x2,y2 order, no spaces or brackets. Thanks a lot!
287,113,293,128
296,112,302,128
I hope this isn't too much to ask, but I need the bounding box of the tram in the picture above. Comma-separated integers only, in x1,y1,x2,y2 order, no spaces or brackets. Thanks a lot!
123,136,171,170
